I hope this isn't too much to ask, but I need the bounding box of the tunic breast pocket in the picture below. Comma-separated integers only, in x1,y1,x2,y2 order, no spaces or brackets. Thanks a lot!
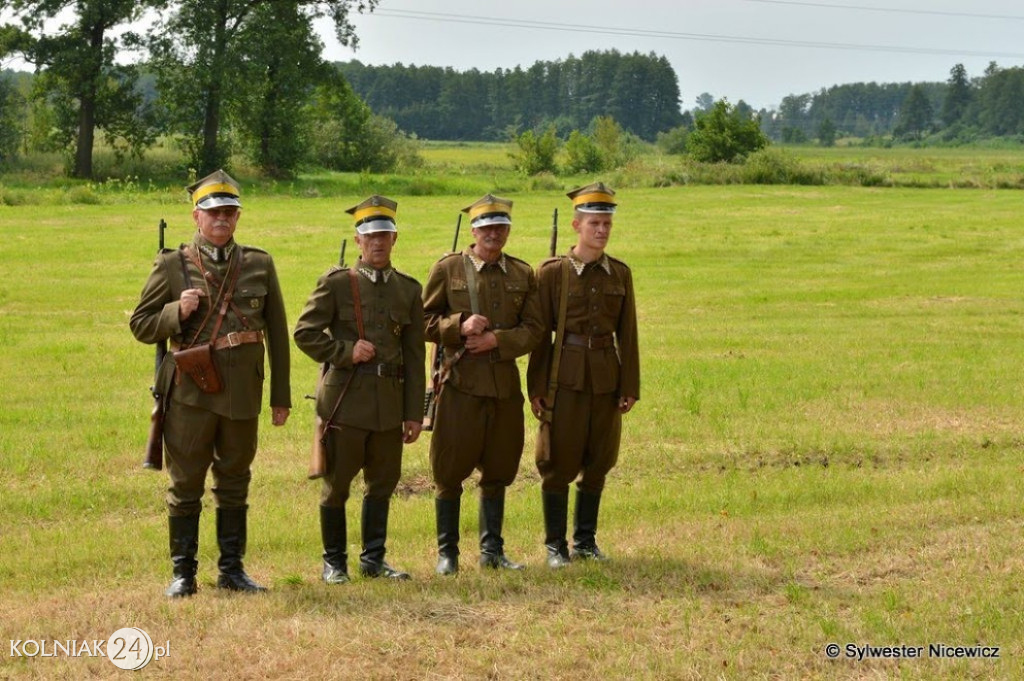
238,285,267,314
603,284,626,318
388,307,410,338
449,278,471,312
504,280,527,312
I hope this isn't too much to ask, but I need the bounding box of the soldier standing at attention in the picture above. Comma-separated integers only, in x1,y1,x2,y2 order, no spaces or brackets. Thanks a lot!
527,182,640,568
130,170,292,597
423,195,543,575
294,196,425,583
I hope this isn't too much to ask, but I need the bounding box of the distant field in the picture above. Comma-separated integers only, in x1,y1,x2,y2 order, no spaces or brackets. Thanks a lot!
1,181,1023,678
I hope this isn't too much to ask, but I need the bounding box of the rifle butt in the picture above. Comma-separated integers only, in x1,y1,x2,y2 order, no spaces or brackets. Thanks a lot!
308,415,328,480
143,398,164,470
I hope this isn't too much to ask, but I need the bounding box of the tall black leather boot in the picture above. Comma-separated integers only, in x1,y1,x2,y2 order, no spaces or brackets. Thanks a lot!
165,513,200,598
320,505,349,585
479,490,524,570
542,491,570,569
571,489,608,561
215,506,268,592
359,496,410,580
435,497,460,576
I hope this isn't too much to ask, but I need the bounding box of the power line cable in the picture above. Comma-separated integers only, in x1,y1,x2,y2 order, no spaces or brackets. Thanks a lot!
740,0,1024,22
372,8,1024,60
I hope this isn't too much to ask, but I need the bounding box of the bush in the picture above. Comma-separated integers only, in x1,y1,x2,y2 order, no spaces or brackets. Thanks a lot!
509,126,559,176
564,130,605,174
742,148,824,185
656,126,689,155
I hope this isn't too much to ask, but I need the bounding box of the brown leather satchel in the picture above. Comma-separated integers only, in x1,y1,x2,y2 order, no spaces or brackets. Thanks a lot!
173,343,223,394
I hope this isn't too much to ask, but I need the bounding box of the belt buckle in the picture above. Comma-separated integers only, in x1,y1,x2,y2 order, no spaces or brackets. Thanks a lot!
587,336,594,349
226,331,241,348
376,364,386,377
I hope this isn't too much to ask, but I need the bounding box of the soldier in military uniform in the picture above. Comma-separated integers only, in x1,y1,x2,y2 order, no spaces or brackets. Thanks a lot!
294,195,425,583
527,182,640,568
423,194,543,575
130,170,292,597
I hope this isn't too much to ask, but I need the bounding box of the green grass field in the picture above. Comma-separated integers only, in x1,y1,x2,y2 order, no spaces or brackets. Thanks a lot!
1,155,1024,678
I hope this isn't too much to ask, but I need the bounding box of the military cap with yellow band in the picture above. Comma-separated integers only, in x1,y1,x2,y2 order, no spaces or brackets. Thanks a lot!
187,169,242,210
567,181,616,214
347,195,398,234
463,193,512,228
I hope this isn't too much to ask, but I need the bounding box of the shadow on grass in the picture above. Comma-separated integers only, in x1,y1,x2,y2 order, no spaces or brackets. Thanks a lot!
267,553,783,620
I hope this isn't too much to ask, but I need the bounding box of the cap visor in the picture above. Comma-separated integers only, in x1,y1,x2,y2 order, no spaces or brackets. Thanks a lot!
356,219,398,234
472,215,511,228
197,196,241,210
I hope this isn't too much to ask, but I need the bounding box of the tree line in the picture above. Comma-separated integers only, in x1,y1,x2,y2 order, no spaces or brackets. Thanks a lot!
758,62,1024,145
338,50,684,143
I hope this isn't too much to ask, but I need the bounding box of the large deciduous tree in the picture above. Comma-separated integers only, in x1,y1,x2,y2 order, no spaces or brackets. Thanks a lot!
688,99,769,163
150,0,376,175
1,0,157,178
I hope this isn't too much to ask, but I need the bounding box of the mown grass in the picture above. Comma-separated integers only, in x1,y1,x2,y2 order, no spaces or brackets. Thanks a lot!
1,181,1023,679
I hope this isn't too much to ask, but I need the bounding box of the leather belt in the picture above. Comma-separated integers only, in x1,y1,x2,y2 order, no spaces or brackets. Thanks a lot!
211,330,264,350
564,333,614,349
355,362,405,378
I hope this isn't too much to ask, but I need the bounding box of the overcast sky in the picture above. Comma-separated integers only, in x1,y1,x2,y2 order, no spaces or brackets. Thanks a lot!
318,0,1024,110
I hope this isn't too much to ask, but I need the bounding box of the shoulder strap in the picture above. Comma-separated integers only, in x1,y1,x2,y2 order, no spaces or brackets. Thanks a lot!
206,251,244,345
348,267,365,340
544,258,571,407
462,254,480,315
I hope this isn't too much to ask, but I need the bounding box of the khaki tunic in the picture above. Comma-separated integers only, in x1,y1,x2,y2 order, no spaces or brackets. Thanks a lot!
129,235,292,514
423,249,543,499
293,261,425,506
526,251,640,494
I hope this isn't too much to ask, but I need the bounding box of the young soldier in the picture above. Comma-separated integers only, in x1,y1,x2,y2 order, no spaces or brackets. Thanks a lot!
423,194,543,575
527,182,640,568
130,170,292,597
294,195,425,583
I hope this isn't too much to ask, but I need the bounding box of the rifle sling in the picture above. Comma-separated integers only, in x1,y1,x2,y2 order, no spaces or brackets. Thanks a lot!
436,254,481,387
543,258,571,413
321,268,365,434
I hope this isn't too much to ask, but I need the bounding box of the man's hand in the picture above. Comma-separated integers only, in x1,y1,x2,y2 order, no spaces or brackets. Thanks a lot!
460,314,489,337
530,396,548,421
402,420,422,444
618,396,637,414
465,330,497,354
271,407,290,426
178,288,206,320
352,339,376,364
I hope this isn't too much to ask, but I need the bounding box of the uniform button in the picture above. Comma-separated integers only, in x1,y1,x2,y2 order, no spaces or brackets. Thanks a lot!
592,305,599,311
492,302,499,309
591,287,597,293
490,281,497,288
377,323,384,329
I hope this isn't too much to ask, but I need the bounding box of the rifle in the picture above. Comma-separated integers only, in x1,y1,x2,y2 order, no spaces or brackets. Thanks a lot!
549,207,558,257
422,214,462,431
144,219,168,470
308,238,347,480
